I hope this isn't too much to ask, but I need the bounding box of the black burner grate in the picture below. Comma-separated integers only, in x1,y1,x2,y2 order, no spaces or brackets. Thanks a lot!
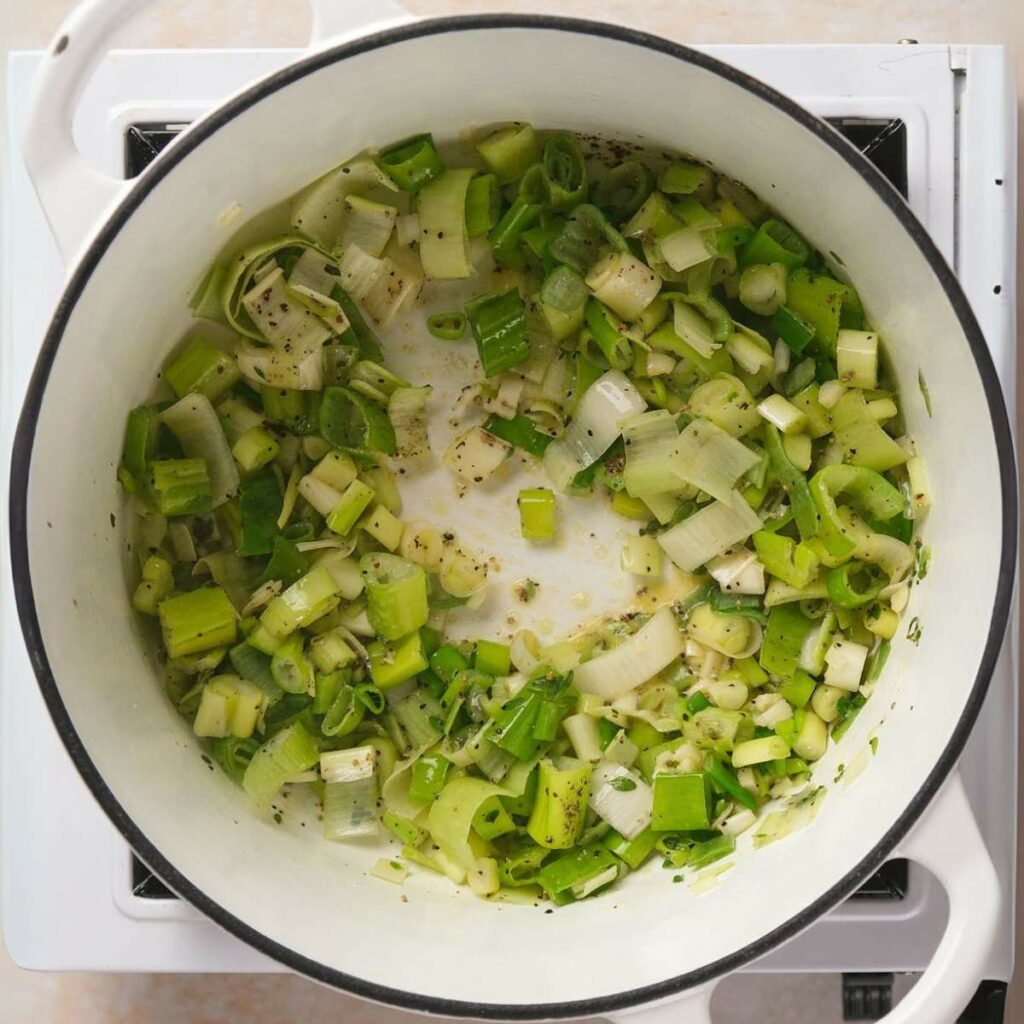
122,115,912,903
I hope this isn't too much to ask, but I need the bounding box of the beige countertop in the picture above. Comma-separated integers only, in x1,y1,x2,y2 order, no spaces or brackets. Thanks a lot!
1,1,1021,1022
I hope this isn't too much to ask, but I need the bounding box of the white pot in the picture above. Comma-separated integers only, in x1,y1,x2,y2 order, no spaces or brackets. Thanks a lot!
10,3,1016,1022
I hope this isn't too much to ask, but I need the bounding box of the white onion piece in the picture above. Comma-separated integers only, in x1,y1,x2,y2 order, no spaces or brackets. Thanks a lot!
589,763,653,840
658,494,762,572
574,607,684,699
543,370,646,491
161,393,240,507
443,426,511,484
823,638,870,691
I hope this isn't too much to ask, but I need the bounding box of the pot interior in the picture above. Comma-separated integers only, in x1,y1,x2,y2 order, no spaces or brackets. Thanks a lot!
17,20,1008,1012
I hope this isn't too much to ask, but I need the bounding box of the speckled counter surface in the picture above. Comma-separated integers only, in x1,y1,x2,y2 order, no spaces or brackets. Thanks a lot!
1,1,1020,1022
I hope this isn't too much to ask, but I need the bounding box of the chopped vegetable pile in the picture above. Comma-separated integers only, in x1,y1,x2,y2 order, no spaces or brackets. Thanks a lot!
119,123,930,906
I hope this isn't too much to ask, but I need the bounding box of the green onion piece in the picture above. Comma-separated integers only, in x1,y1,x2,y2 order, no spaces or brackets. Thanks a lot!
257,535,309,589
783,356,817,397
687,833,736,870
830,391,909,473
826,561,887,609
549,204,629,274
326,479,376,535
465,173,501,237
261,387,317,434
322,681,366,737
149,458,213,516
418,168,475,279
383,809,429,847
312,669,343,715
360,552,429,640
518,487,556,540
232,425,280,474
481,413,553,457
393,687,445,750
527,757,593,849
331,286,384,362
229,641,282,705
242,721,320,808
708,591,767,624
537,843,619,901
541,265,589,314
584,299,633,370
779,669,817,710
703,753,758,812
592,160,654,222
131,554,174,615
786,269,851,356
474,639,511,677
542,132,588,211
211,735,260,782
686,691,712,714
158,586,237,658
122,405,161,484
319,385,396,455
163,336,240,402
426,310,467,340
659,159,713,196
377,133,444,191
864,638,892,687
764,424,818,542
772,305,816,355
270,634,314,694
739,218,809,271
409,752,451,804
488,196,542,267
752,530,819,589
602,826,659,869
430,643,471,685
809,463,905,559
759,604,812,678
476,123,541,184
651,772,712,831
465,289,531,377
472,795,517,840
237,469,282,557
367,630,429,689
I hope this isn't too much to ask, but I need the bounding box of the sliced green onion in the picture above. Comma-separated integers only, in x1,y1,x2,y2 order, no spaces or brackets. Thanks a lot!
360,552,429,640
242,721,320,808
427,310,467,340
651,772,711,831
465,173,501,237
739,218,809,271
836,329,879,390
164,336,240,402
476,123,541,184
465,289,531,377
158,586,237,659
759,604,812,678
658,496,762,573
162,393,239,508
659,160,712,196
527,757,593,849
367,630,429,689
377,133,444,191
593,160,655,222
738,263,787,316
418,168,475,279
549,204,629,275
670,417,759,503
518,487,556,540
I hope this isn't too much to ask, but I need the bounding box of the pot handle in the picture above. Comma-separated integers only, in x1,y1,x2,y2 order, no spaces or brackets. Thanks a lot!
605,771,999,1024
22,0,412,265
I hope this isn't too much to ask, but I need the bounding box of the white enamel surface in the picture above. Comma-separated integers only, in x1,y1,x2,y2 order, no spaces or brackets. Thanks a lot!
20,26,1007,1009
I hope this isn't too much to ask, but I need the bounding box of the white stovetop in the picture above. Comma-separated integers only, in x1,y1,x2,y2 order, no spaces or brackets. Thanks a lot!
0,4,1019,1019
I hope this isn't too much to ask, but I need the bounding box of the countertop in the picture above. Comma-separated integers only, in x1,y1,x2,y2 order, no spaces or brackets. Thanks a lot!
1,1,1021,1022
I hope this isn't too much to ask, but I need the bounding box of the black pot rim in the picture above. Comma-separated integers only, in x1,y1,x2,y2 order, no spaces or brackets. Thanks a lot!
9,14,1017,1021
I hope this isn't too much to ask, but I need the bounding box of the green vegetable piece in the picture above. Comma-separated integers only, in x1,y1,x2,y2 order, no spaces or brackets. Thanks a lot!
779,669,817,710
426,310,467,340
537,843,618,901
703,753,758,812
158,586,237,659
518,487,556,540
409,752,451,804
651,772,712,831
739,218,809,271
326,479,376,536
360,552,429,640
659,160,712,196
826,561,887,609
548,204,629,274
760,604,813,678
465,173,501,237
474,639,511,677
465,288,531,377
602,826,659,869
163,336,239,402
367,630,429,689
786,269,851,356
592,160,655,222
377,133,444,191
527,757,592,849
383,809,429,847
688,833,735,870
482,413,553,457
122,405,162,484
319,386,396,455
542,132,588,211
237,469,282,557
472,795,517,840
772,305,816,355
149,458,213,516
